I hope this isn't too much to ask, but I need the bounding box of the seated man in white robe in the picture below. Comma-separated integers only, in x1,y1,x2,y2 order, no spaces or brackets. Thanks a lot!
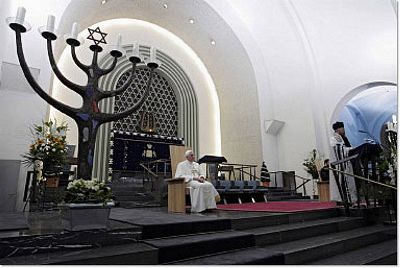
175,150,220,213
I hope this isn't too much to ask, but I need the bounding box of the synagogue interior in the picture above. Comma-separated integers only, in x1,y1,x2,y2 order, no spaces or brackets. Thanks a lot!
0,0,397,265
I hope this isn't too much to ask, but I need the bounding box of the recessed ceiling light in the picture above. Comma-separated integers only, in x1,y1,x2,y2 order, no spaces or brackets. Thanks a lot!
210,39,216,45
101,0,107,4
189,18,195,24
163,3,168,8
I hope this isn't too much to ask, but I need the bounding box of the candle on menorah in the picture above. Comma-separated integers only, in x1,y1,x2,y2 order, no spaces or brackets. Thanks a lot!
7,7,159,180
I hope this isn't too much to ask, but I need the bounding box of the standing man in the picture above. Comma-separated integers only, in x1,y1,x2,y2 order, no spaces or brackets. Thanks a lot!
175,150,220,213
330,121,352,153
330,121,357,204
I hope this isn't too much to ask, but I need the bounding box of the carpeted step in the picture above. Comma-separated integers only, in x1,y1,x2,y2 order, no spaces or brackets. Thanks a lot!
246,216,365,246
307,239,397,265
231,208,339,230
260,224,396,264
143,230,255,263
170,247,284,265
0,242,158,265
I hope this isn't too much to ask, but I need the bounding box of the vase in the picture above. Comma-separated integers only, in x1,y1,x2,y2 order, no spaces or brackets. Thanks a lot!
61,202,114,231
45,176,59,188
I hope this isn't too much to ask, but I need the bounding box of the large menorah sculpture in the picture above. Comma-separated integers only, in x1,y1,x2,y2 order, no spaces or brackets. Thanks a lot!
7,8,159,180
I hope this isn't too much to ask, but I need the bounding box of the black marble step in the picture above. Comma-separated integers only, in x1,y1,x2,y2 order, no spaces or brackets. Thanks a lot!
112,190,143,196
0,227,141,259
265,191,297,196
110,208,231,239
264,187,285,192
308,239,397,265
118,200,162,208
143,230,255,263
0,242,158,265
261,224,397,264
171,247,284,265
0,213,28,232
247,216,365,246
109,185,145,192
231,208,339,230
114,193,155,201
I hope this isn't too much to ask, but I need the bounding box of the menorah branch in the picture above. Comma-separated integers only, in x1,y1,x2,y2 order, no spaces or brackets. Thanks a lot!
98,62,137,100
96,68,156,123
99,56,118,76
46,39,85,96
70,45,90,74
14,29,78,118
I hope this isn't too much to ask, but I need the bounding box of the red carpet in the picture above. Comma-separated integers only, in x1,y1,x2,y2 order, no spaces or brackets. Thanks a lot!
217,201,337,213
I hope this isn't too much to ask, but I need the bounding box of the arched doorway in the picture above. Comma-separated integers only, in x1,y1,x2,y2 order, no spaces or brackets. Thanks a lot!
331,82,397,147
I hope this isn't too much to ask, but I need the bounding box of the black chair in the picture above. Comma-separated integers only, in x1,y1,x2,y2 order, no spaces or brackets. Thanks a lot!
253,181,269,202
216,180,237,204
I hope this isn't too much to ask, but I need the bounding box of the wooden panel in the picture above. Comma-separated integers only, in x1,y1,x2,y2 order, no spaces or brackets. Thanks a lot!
318,181,330,202
167,178,186,213
169,145,191,178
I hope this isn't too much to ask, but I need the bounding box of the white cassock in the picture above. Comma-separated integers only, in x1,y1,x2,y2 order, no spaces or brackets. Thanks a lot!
329,133,357,203
175,160,220,213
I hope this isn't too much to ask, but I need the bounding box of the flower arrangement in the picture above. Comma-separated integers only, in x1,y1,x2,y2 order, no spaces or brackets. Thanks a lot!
23,120,68,171
302,149,320,179
64,179,113,204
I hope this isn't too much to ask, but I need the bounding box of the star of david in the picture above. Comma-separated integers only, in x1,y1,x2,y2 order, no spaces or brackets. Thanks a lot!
87,27,107,45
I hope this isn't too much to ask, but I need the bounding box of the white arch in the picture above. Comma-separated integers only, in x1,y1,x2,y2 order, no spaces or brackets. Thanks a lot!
331,81,397,124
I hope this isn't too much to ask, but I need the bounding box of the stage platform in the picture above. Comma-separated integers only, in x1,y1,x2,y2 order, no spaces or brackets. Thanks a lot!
0,204,395,265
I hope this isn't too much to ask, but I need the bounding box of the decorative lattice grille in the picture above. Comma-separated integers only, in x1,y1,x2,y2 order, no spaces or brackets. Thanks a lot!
113,67,178,137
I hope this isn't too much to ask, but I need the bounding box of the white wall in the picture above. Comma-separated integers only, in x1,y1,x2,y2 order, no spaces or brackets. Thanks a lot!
204,0,396,194
208,0,397,174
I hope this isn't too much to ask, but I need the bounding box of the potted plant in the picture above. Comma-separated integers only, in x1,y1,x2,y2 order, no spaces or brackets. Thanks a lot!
303,149,321,199
260,161,271,187
302,149,320,180
23,120,69,187
61,178,114,231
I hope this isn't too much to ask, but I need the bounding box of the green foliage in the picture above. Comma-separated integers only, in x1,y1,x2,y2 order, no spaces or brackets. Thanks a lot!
23,120,69,169
64,179,113,204
303,149,320,179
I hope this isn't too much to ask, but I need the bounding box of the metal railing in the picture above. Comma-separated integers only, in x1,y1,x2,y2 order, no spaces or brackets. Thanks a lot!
329,163,397,219
293,174,311,196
